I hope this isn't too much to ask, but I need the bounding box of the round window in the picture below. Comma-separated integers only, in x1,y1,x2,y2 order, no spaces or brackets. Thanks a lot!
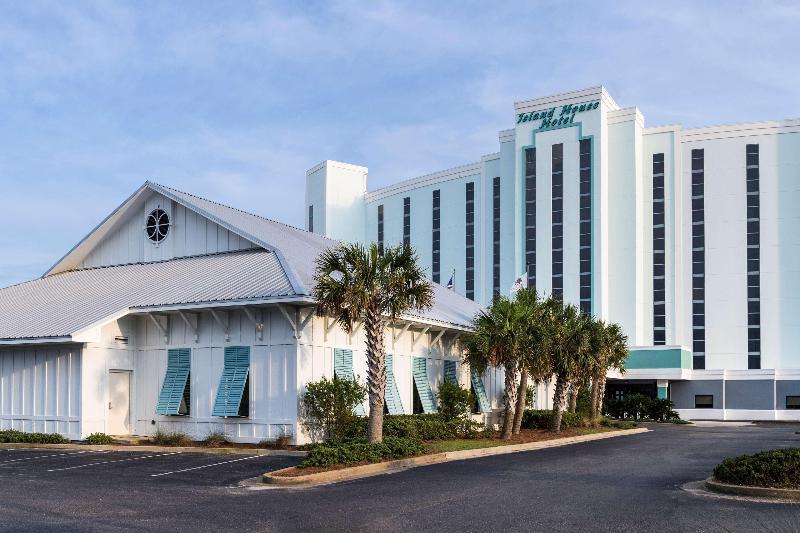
145,208,170,243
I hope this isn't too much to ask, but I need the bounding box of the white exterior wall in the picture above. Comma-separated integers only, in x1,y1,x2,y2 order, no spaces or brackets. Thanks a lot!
81,191,256,269
0,344,81,438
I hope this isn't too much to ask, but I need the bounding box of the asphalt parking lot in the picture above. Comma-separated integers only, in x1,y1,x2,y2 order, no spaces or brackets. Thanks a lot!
1,423,800,532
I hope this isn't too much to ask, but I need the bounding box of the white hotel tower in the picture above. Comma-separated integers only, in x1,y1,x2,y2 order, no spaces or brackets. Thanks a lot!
305,86,800,420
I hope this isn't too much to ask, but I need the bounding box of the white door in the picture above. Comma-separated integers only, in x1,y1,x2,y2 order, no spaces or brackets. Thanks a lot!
108,371,131,435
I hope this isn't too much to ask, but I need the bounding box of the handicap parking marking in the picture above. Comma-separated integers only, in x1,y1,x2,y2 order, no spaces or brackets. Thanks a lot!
150,455,262,477
0,450,106,465
47,452,181,472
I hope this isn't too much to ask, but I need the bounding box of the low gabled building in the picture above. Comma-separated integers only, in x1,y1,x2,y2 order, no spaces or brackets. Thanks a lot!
0,182,496,443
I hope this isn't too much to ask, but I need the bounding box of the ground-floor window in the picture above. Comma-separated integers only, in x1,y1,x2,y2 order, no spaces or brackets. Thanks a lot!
694,395,713,409
212,346,251,418
786,396,800,410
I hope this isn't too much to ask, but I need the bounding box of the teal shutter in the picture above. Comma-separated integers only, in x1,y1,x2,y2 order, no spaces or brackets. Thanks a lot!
443,360,458,385
471,368,491,413
412,357,437,413
156,348,191,415
384,354,404,415
212,346,250,417
334,348,366,416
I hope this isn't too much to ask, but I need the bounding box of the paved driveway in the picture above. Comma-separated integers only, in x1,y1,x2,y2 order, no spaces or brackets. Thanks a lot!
0,423,799,532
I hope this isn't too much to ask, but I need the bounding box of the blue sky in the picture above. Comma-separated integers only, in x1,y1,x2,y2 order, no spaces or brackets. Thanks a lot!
1,0,798,286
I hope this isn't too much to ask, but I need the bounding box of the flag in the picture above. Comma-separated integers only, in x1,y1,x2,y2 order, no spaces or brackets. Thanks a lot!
510,273,528,297
446,270,455,290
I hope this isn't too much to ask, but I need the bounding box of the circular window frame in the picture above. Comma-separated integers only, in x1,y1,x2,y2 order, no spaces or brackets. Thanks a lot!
145,208,170,244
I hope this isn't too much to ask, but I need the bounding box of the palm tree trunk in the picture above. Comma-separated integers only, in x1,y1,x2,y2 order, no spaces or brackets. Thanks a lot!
590,375,601,425
550,375,567,433
567,383,579,413
512,371,528,435
597,375,608,419
500,366,518,440
364,310,386,444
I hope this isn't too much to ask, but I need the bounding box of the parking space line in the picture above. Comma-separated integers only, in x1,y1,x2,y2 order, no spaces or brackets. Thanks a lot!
0,450,104,465
151,455,261,477
47,452,180,472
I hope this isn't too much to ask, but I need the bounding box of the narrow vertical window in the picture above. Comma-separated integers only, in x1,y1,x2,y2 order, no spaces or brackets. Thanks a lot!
377,204,384,254
746,144,761,370
403,197,411,247
691,148,705,369
465,182,475,300
653,153,666,345
551,144,564,300
432,189,441,283
524,148,536,288
307,205,314,233
492,177,501,296
579,139,592,314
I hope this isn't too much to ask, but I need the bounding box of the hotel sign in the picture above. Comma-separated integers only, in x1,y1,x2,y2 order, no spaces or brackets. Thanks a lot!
516,100,599,130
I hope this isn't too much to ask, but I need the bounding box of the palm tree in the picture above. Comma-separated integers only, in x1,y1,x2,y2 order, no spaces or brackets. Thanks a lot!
511,289,555,435
590,322,628,422
314,242,433,443
464,295,525,440
549,303,593,433
567,318,602,414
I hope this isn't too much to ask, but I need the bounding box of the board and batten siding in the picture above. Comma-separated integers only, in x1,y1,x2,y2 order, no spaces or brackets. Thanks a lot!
0,345,81,438
129,308,297,442
81,191,256,269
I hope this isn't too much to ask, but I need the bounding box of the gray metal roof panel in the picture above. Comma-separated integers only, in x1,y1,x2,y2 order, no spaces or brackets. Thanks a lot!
0,250,293,340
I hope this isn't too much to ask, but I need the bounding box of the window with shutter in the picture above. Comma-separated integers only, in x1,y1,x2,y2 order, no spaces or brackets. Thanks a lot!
471,368,491,413
212,346,250,417
334,348,366,416
384,354,404,415
412,357,436,413
156,348,191,416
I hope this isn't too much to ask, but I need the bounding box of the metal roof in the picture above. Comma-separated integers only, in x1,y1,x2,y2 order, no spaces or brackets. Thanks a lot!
0,250,292,341
1,181,482,341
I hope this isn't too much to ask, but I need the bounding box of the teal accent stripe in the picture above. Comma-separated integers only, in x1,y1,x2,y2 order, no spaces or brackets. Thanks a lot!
412,357,437,413
657,386,668,399
471,368,491,413
212,346,250,417
156,348,191,416
626,348,691,370
443,360,458,385
384,354,404,415
334,348,366,416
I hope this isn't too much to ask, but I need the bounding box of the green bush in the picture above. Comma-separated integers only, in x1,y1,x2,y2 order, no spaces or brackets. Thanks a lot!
0,429,69,444
85,432,114,445
300,436,425,468
151,429,192,446
301,376,366,442
714,448,800,488
202,431,230,448
521,410,587,430
604,394,680,422
345,413,482,441
437,381,479,436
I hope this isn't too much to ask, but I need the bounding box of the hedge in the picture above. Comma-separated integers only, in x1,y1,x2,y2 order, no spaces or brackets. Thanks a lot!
300,436,425,468
521,410,587,430
713,448,800,488
345,414,481,441
0,429,69,444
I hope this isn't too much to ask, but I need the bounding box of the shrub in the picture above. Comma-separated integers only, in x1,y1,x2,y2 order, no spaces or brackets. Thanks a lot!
299,436,424,468
85,432,114,445
575,386,592,416
714,448,800,488
301,376,366,442
345,413,482,441
259,428,293,449
437,381,477,435
604,394,680,422
202,431,230,448
151,429,192,447
521,410,587,430
0,430,69,444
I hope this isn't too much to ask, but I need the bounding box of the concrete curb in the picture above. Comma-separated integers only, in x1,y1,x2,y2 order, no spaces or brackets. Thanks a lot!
0,442,307,457
263,427,649,487
705,477,800,501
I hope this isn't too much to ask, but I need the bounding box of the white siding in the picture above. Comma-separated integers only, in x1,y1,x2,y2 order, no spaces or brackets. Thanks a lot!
81,191,256,269
0,345,81,438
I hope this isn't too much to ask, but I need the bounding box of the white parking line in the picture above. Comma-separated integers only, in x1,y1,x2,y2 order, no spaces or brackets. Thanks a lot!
47,452,180,472
0,450,104,465
151,455,261,477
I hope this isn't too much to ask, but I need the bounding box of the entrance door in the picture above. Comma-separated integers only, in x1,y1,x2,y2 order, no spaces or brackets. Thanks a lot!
108,371,131,435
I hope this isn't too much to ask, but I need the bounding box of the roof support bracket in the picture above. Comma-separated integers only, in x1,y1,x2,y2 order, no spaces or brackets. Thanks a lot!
393,322,411,347
148,314,169,345
210,310,230,342
177,311,199,343
411,326,430,351
324,316,338,342
348,319,363,345
242,307,264,342
277,304,299,339
430,329,446,354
